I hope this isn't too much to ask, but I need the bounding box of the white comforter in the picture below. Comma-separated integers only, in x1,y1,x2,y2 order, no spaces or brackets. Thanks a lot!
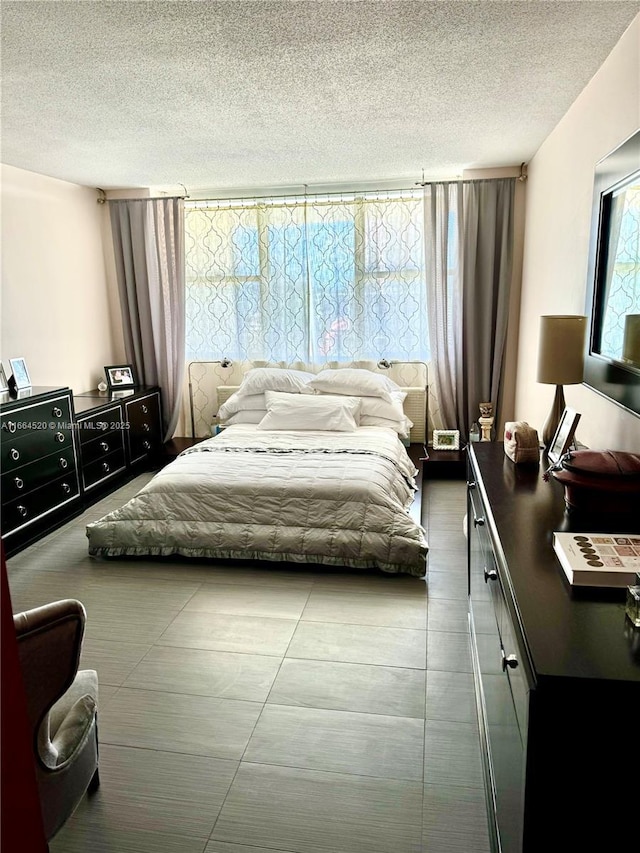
86,425,428,576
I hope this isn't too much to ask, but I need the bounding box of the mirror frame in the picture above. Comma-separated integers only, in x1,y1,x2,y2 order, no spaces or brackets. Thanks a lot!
584,128,640,417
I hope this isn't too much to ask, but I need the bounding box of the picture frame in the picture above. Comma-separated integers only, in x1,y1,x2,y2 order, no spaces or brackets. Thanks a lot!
105,364,137,389
0,363,8,392
432,429,460,450
9,357,31,390
548,408,581,464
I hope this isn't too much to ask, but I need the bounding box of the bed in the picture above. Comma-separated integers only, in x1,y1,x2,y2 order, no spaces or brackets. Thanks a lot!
86,367,428,577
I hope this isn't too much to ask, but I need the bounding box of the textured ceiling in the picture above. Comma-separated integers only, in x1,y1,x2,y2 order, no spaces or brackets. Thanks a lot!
1,1,639,192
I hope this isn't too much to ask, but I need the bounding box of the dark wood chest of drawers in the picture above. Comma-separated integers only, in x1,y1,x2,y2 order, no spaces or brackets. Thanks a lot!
1,387,81,554
467,443,640,853
73,387,162,494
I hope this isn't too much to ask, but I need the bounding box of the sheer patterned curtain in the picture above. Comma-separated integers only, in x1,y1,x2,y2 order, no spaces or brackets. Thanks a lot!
425,179,515,437
184,192,430,364
109,197,185,440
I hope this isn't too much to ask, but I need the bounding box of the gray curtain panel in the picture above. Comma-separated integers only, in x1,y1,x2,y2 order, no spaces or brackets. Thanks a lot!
109,197,185,441
425,179,515,438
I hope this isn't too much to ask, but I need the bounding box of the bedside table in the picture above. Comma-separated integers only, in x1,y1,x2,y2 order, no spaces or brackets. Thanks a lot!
163,436,208,464
421,447,466,480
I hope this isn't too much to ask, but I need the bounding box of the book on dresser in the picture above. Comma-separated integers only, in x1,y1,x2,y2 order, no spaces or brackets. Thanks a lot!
552,532,640,587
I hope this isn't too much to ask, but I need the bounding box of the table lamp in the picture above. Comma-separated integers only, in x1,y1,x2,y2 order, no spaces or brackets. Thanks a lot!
537,315,586,450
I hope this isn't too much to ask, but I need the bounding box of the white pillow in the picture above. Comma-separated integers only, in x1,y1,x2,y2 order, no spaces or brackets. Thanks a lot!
307,368,402,404
218,392,265,420
357,395,406,421
258,391,361,432
223,410,267,425
360,414,413,437
237,368,315,397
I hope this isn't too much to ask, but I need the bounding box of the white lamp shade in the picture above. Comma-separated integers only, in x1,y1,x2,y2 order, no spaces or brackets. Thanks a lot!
537,315,587,385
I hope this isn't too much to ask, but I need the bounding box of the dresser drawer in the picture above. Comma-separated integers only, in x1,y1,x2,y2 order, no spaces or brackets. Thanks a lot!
76,405,124,446
2,474,80,535
1,396,72,440
125,393,161,463
1,447,77,504
128,431,160,463
1,424,74,472
499,597,530,739
80,431,126,466
82,448,127,490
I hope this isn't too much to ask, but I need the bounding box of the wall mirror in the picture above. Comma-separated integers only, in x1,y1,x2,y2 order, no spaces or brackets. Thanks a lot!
584,128,640,416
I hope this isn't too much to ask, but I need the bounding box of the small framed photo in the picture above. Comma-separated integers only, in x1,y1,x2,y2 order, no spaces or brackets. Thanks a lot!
105,364,137,389
0,363,9,392
548,408,581,464
9,357,31,390
432,429,460,450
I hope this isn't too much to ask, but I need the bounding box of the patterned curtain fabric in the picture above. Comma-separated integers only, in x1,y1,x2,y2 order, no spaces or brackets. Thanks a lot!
109,197,185,441
184,192,430,364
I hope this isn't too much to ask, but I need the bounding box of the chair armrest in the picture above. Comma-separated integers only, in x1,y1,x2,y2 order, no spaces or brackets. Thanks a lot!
13,600,87,738
13,599,85,640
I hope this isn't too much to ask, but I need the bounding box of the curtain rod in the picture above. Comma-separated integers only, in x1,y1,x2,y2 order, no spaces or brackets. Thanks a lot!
100,175,518,206
185,176,517,206
102,194,187,204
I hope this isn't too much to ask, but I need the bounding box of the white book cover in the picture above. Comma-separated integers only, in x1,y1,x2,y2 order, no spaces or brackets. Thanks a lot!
552,533,640,588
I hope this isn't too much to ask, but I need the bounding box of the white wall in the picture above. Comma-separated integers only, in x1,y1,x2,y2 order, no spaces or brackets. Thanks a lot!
516,15,640,452
0,164,125,394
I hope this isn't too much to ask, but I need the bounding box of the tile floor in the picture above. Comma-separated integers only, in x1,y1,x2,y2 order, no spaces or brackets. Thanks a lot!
7,465,490,853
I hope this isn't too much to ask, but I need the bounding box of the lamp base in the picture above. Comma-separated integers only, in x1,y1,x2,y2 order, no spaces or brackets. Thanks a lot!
542,385,565,450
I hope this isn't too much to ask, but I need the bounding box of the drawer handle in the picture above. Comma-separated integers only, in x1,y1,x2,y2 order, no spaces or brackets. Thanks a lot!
10,448,20,461
502,652,519,672
55,432,65,443
102,462,110,473
467,480,476,489
52,406,63,418
473,516,485,527
142,423,150,432
3,421,17,433
17,505,28,518
141,404,148,414
13,476,24,490
100,441,109,452
142,440,151,450
59,457,68,469
484,567,498,583
61,482,71,494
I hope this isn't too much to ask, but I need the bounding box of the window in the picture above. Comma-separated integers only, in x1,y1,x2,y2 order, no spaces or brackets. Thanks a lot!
185,191,430,364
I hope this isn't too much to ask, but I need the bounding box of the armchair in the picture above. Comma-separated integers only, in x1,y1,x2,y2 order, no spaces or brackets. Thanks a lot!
13,599,99,840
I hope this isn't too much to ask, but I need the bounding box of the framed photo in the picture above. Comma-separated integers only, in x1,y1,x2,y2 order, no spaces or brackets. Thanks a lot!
432,429,460,450
105,364,137,390
9,357,31,389
548,408,581,464
0,363,8,392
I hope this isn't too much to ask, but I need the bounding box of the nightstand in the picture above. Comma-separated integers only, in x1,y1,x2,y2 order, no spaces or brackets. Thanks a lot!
421,447,466,479
162,436,208,464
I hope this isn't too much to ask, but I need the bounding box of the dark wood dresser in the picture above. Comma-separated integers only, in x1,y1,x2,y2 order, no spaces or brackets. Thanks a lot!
467,442,639,853
73,387,163,496
1,387,81,555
